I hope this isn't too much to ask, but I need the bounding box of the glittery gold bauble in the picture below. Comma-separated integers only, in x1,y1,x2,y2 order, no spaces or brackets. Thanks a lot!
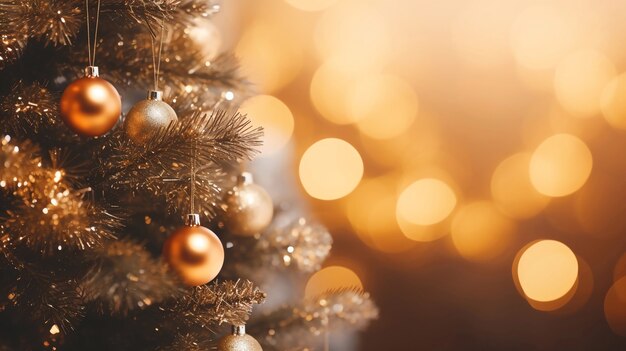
217,325,263,351
163,214,224,286
223,172,274,237
59,66,121,137
124,90,178,144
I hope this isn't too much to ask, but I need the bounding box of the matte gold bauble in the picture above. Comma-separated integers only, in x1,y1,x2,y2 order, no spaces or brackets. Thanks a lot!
59,66,121,137
163,214,224,286
124,90,178,144
217,325,263,351
222,172,274,237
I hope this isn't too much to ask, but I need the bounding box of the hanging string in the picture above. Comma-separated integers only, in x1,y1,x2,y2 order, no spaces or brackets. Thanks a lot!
85,0,91,65
84,0,102,66
150,17,166,91
92,0,101,66
190,140,196,214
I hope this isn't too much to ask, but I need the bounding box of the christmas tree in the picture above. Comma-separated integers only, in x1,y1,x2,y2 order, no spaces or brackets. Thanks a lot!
0,1,377,350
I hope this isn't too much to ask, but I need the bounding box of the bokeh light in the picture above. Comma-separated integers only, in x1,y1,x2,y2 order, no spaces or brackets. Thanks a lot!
314,0,391,72
285,0,337,12
236,20,303,93
553,49,616,118
304,265,363,299
491,153,550,219
510,4,575,70
299,138,364,200
240,95,294,156
601,73,626,130
186,18,222,59
309,59,362,125
516,240,578,302
349,74,418,140
451,201,515,262
450,1,512,68
613,252,626,283
575,173,626,238
604,277,626,336
529,134,593,197
396,178,456,226
346,176,419,252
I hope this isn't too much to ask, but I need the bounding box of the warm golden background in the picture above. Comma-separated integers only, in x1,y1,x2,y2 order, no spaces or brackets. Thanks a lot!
207,0,626,349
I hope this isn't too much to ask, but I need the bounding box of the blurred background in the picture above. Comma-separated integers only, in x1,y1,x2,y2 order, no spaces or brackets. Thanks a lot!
205,0,626,349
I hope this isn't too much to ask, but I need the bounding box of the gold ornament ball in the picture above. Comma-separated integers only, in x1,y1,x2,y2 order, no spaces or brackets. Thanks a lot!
60,67,121,137
124,90,178,144
217,326,263,351
223,173,274,237
163,215,224,286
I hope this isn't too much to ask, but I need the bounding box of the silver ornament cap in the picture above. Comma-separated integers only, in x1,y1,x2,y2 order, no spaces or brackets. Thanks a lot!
185,213,201,226
147,90,163,101
124,89,178,144
85,65,99,77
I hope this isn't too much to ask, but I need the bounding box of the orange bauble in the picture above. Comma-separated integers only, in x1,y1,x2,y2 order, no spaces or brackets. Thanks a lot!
59,66,121,137
163,214,224,286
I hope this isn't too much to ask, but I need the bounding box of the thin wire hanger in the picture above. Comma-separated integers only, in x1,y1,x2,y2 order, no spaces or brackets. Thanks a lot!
85,0,102,67
150,17,166,91
190,139,197,215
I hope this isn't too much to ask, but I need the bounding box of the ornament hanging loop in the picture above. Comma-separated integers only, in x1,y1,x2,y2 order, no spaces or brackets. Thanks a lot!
85,0,102,67
151,16,166,91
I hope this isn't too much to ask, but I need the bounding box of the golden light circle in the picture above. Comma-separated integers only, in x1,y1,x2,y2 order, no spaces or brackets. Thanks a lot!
516,240,578,302
186,18,222,59
491,153,550,219
396,214,450,243
451,201,515,262
299,138,364,200
346,176,419,252
604,277,626,336
304,265,363,299
310,60,360,125
236,20,303,93
285,0,337,12
240,95,294,156
510,5,574,70
601,73,626,130
314,1,390,72
553,49,616,118
349,74,418,140
396,178,456,226
450,1,511,68
529,134,593,197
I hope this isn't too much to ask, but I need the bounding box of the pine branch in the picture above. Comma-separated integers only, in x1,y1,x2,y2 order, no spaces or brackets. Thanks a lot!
0,33,27,71
0,246,85,333
0,1,221,48
58,31,249,100
91,109,262,218
81,239,181,315
249,288,378,351
223,217,333,280
163,279,266,330
0,135,42,186
0,82,74,143
1,135,121,253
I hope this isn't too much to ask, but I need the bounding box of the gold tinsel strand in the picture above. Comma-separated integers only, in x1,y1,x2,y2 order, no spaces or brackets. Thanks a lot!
250,288,378,350
81,239,180,315
93,109,262,218
166,279,266,328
